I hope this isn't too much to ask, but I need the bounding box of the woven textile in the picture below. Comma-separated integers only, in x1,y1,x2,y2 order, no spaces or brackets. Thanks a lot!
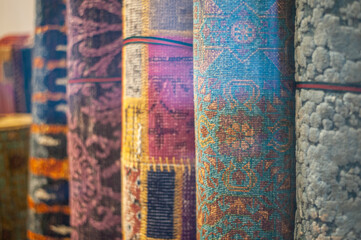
122,0,196,239
0,41,15,113
13,45,32,113
28,0,70,239
67,0,122,239
0,35,31,114
295,0,361,238
21,47,33,113
11,37,32,113
194,1,296,239
0,114,31,240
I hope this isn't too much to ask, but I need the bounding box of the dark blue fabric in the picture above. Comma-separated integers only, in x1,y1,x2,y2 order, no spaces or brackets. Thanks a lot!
147,170,175,239
32,101,67,124
21,48,32,113
36,0,66,26
28,176,69,206
27,212,70,237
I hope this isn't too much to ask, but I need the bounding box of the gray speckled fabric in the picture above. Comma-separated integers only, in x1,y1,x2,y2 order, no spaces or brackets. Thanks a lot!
295,0,361,239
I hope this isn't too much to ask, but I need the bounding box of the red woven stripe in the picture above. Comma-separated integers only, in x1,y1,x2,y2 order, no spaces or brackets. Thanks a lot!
297,83,361,93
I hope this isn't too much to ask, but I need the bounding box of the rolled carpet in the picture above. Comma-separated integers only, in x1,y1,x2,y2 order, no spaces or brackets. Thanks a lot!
194,0,296,239
0,35,29,114
0,36,15,113
295,0,361,239
28,0,70,239
66,0,123,239
0,114,32,240
0,35,30,114
12,38,32,113
122,0,196,239
21,46,33,113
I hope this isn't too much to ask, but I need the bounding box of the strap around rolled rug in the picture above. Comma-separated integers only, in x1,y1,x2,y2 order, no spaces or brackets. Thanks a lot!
194,0,296,239
67,0,123,239
28,0,70,239
0,114,31,240
295,0,361,238
122,0,196,239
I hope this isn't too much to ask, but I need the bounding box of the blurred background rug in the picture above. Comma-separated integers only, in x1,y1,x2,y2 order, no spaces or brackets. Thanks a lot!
0,114,31,240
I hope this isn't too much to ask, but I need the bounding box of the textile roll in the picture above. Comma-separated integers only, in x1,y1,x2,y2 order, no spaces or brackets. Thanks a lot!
0,35,31,114
21,47,33,113
13,44,33,113
122,0,196,239
28,0,70,239
67,0,122,239
194,1,296,239
295,0,361,239
0,114,31,240
10,36,32,113
0,41,16,113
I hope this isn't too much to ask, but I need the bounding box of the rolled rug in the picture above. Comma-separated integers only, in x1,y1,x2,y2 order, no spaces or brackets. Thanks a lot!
67,0,123,239
28,0,70,239
0,38,16,114
295,0,361,239
12,37,32,113
0,82,15,114
0,35,31,113
194,0,296,239
0,114,32,240
122,0,196,239
21,46,33,114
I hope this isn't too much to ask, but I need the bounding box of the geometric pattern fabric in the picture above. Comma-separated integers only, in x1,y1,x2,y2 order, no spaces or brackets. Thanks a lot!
194,0,296,238
122,0,196,239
